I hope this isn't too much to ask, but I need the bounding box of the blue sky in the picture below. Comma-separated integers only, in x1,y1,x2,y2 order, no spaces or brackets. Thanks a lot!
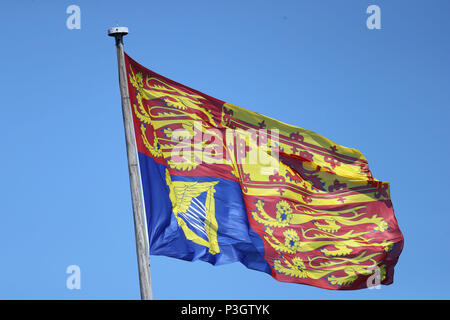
0,0,449,299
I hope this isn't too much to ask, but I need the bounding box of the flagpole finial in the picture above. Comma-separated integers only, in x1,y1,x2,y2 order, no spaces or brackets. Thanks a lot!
108,26,129,45
108,26,129,37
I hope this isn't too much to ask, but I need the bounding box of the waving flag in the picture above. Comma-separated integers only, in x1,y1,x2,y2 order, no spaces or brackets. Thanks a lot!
124,53,403,290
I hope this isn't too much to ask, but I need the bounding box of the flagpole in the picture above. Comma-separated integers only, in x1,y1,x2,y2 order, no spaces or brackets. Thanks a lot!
108,26,153,300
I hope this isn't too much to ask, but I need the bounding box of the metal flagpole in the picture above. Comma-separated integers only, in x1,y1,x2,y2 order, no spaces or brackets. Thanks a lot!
108,26,153,300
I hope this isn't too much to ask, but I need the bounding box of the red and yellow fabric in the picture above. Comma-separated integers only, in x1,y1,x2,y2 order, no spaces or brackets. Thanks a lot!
125,52,404,290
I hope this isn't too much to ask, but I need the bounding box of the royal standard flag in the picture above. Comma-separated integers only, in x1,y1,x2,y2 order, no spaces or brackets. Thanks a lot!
124,53,403,290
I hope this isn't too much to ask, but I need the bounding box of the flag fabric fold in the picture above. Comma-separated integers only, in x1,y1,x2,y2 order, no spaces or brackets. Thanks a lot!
124,52,403,290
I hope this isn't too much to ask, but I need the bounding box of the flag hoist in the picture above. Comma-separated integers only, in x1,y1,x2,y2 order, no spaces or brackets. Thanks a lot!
108,27,153,300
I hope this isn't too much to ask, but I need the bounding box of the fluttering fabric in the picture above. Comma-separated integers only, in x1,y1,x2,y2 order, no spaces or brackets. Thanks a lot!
124,53,403,290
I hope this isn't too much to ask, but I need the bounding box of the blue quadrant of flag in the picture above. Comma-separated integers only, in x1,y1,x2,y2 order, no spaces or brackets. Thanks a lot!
138,152,271,274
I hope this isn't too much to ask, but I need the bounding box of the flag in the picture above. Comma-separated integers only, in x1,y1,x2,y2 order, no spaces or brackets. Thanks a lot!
124,53,404,290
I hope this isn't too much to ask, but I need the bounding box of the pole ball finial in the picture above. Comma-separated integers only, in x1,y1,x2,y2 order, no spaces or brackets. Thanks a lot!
108,26,129,37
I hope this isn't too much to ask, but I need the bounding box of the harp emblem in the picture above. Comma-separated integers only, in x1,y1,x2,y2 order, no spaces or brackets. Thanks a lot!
165,169,220,254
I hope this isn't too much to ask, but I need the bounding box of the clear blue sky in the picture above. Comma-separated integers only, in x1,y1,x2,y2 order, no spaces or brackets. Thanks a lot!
0,0,449,299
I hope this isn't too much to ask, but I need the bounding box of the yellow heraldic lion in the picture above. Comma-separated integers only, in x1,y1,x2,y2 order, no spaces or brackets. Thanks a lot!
273,252,386,286
129,67,225,172
130,66,218,126
252,199,389,233
251,198,393,285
